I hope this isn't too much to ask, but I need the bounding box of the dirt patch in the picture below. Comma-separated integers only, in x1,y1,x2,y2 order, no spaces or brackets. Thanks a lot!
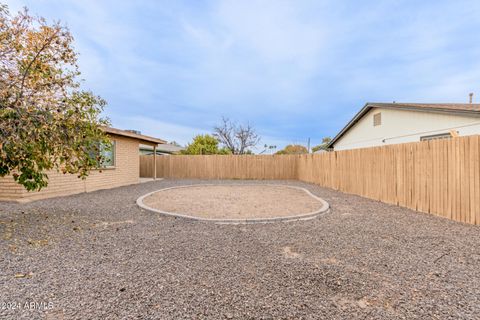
142,184,324,220
282,246,302,259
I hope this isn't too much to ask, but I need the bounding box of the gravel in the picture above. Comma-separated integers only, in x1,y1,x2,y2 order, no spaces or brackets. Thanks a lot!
1,179,480,319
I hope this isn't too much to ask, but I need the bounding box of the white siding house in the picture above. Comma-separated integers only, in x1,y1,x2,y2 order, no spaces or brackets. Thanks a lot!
328,103,480,151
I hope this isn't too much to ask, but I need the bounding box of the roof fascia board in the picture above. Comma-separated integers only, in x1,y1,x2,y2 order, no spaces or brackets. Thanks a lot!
327,103,372,148
327,103,480,148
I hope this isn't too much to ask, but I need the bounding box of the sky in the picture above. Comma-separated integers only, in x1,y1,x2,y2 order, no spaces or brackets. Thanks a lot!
6,0,480,151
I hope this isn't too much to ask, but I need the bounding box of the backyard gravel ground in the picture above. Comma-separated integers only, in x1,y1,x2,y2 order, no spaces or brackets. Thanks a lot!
142,184,324,219
1,179,480,319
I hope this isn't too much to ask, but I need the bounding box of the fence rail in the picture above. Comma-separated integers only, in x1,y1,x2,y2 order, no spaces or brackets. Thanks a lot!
140,135,480,225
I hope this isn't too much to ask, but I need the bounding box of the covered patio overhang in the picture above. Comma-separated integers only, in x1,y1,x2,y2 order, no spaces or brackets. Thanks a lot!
102,127,166,180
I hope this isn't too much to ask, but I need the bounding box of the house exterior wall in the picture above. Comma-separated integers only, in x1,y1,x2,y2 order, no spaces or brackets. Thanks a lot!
0,134,143,202
333,108,480,150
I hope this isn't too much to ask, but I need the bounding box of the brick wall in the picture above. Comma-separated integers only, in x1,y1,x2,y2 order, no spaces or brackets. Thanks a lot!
0,134,142,202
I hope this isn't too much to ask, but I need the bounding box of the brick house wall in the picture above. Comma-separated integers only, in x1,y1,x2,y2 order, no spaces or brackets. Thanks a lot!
0,134,152,202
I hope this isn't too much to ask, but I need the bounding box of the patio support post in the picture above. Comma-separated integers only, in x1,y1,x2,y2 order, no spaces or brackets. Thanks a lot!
153,144,157,180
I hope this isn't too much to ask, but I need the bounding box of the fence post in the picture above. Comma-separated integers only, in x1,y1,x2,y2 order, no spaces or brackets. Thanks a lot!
153,146,157,180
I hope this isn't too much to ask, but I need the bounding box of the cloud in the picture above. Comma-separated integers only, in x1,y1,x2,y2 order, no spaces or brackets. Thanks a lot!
175,0,328,111
111,114,292,152
111,115,208,146
7,0,480,149
215,0,325,65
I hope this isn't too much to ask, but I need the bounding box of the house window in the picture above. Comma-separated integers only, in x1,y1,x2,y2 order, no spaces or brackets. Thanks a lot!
99,141,116,167
373,113,381,126
420,133,451,141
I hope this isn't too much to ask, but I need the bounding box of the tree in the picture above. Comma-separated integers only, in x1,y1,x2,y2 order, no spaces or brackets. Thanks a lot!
259,144,277,154
168,141,182,147
182,134,231,155
0,6,109,191
213,117,260,155
312,137,332,153
275,144,308,155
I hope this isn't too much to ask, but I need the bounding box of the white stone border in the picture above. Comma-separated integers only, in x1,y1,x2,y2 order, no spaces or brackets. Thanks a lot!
136,184,330,224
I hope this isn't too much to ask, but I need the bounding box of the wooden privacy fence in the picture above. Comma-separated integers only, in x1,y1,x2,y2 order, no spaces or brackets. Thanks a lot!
140,155,298,180
298,136,480,225
140,135,480,225
139,155,155,178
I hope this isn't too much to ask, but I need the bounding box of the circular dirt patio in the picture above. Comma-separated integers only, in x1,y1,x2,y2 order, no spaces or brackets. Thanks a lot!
137,184,329,223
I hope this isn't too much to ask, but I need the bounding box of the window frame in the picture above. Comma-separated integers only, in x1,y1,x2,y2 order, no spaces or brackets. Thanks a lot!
420,133,452,142
98,140,116,169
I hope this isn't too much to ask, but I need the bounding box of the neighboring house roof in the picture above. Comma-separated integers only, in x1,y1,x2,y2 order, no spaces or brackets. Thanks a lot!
140,143,185,153
102,127,166,145
327,102,480,148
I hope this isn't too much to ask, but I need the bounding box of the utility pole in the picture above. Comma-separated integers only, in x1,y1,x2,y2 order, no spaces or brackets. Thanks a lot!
307,137,310,153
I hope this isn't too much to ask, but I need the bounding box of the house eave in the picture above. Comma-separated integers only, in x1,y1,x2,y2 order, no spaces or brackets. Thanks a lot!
102,127,166,145
327,103,480,149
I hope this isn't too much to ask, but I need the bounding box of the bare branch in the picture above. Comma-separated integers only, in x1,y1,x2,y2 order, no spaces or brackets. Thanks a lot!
213,117,260,154
213,117,237,154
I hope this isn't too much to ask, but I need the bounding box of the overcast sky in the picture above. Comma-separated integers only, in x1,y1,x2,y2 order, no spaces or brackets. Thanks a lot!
6,0,480,150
